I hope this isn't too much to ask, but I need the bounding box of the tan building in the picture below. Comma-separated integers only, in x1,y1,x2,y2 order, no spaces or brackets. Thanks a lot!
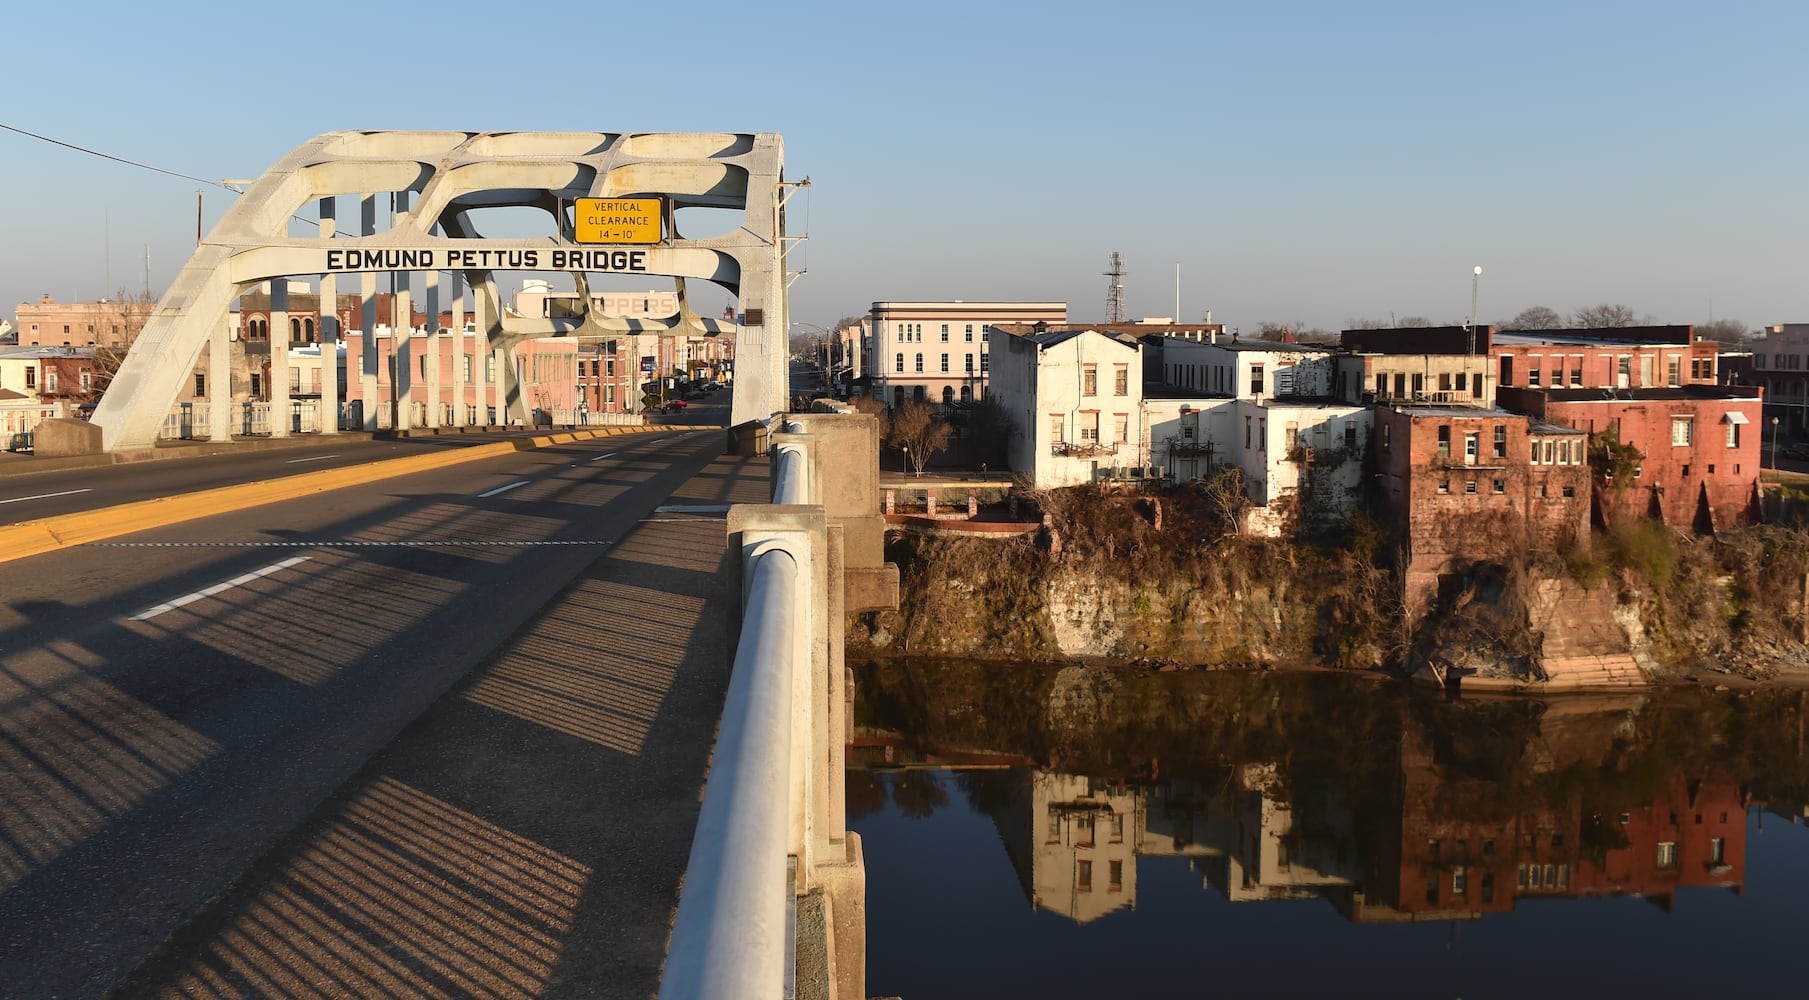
866,301,1066,408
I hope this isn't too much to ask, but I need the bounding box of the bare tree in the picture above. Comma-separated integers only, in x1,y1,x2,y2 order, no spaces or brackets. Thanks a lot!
1696,318,1751,344
91,289,158,400
1396,315,1433,328
886,400,951,476
1571,303,1648,328
1503,305,1564,330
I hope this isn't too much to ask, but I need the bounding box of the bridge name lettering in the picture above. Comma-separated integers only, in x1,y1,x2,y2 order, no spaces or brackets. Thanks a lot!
321,248,650,273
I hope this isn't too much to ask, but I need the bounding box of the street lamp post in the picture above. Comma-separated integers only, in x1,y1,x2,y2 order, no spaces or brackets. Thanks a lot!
1772,416,1780,469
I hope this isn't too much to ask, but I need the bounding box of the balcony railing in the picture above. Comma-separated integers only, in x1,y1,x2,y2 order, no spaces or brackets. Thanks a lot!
1052,440,1117,457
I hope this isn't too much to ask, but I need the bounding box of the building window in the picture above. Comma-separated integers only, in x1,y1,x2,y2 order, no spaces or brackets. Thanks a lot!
1050,414,1065,441
1668,357,1681,386
1453,867,1468,896
1657,841,1677,868
940,324,948,342
1493,424,1507,458
1562,485,1576,498
1528,367,1541,386
1078,860,1092,892
1114,367,1128,396
965,354,974,373
1493,479,1505,494
1727,421,1740,448
1438,478,1450,494
1114,414,1128,442
1083,366,1097,396
1465,479,1478,494
914,353,923,373
895,353,904,373
1710,837,1726,864
1570,363,1583,386
1438,426,1451,459
1672,417,1693,446
1108,860,1123,892
940,353,949,373
194,372,205,396
1250,365,1264,396
81,371,92,391
463,355,473,382
980,353,989,374
964,324,973,342
1465,432,1479,464
1344,421,1357,450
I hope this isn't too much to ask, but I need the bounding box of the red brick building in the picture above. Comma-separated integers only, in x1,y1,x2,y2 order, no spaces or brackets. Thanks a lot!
1372,407,1591,612
1492,326,1719,391
1501,385,1764,531
1344,720,1747,923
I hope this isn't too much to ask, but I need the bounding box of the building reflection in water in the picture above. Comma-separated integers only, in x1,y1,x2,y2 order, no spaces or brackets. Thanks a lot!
861,682,1755,927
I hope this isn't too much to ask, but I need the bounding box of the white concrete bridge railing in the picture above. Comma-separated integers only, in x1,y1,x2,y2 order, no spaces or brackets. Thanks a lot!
662,407,897,1000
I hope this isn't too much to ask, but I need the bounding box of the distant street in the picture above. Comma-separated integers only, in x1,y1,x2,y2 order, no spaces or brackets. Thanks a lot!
0,422,727,997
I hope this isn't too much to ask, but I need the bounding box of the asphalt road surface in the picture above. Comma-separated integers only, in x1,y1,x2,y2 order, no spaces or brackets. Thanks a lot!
0,425,743,998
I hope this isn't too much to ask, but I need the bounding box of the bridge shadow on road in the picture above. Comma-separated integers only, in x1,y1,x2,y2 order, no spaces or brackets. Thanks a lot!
107,453,771,1000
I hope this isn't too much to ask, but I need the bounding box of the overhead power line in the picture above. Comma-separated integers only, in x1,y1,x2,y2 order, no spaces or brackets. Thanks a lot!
0,122,236,190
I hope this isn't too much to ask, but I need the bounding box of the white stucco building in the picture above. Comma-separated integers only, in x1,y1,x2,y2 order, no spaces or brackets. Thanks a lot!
1151,336,1370,535
989,327,1146,487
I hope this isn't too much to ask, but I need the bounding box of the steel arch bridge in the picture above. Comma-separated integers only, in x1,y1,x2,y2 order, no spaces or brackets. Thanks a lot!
91,130,797,451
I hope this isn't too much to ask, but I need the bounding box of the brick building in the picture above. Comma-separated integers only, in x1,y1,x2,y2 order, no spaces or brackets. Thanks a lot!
1501,385,1764,531
1372,407,1590,610
1491,326,1719,392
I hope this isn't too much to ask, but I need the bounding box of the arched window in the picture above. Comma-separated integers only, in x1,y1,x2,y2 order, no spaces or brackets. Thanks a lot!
914,353,923,373
895,353,903,373
942,386,955,404
959,385,972,402
304,318,316,342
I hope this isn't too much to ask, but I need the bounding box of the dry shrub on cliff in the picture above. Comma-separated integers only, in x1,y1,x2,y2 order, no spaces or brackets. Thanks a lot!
869,530,1058,659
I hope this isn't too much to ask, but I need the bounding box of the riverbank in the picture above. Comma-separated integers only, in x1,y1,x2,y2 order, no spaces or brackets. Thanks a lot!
849,484,1809,689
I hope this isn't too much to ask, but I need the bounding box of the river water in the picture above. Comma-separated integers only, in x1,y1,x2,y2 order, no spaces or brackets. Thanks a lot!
847,662,1809,999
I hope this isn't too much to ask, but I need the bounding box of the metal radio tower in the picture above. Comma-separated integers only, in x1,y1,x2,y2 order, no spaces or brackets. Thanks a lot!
1104,251,1128,324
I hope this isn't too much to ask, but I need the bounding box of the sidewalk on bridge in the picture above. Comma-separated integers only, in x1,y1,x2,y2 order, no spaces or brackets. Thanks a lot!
111,450,774,999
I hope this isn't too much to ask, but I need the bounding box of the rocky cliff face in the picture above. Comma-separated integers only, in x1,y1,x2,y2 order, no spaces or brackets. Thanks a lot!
849,514,1809,685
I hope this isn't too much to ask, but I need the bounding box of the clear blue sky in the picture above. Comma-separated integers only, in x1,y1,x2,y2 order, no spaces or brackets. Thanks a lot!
3,0,1804,335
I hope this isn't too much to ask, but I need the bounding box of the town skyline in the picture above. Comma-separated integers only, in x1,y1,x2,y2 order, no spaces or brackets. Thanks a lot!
3,1,1805,336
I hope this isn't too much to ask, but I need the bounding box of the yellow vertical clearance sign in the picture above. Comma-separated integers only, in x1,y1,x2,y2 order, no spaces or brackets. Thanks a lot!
575,197,663,244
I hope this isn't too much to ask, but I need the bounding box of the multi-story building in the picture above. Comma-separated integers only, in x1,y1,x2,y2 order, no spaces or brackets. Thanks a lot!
1747,323,1809,435
988,327,1144,488
1491,325,1718,393
1372,406,1591,610
1155,334,1370,535
12,294,154,351
1338,326,1495,407
867,301,1065,408
1501,384,1763,530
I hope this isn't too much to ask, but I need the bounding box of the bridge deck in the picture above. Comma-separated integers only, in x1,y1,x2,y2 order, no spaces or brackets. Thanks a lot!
109,453,769,999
